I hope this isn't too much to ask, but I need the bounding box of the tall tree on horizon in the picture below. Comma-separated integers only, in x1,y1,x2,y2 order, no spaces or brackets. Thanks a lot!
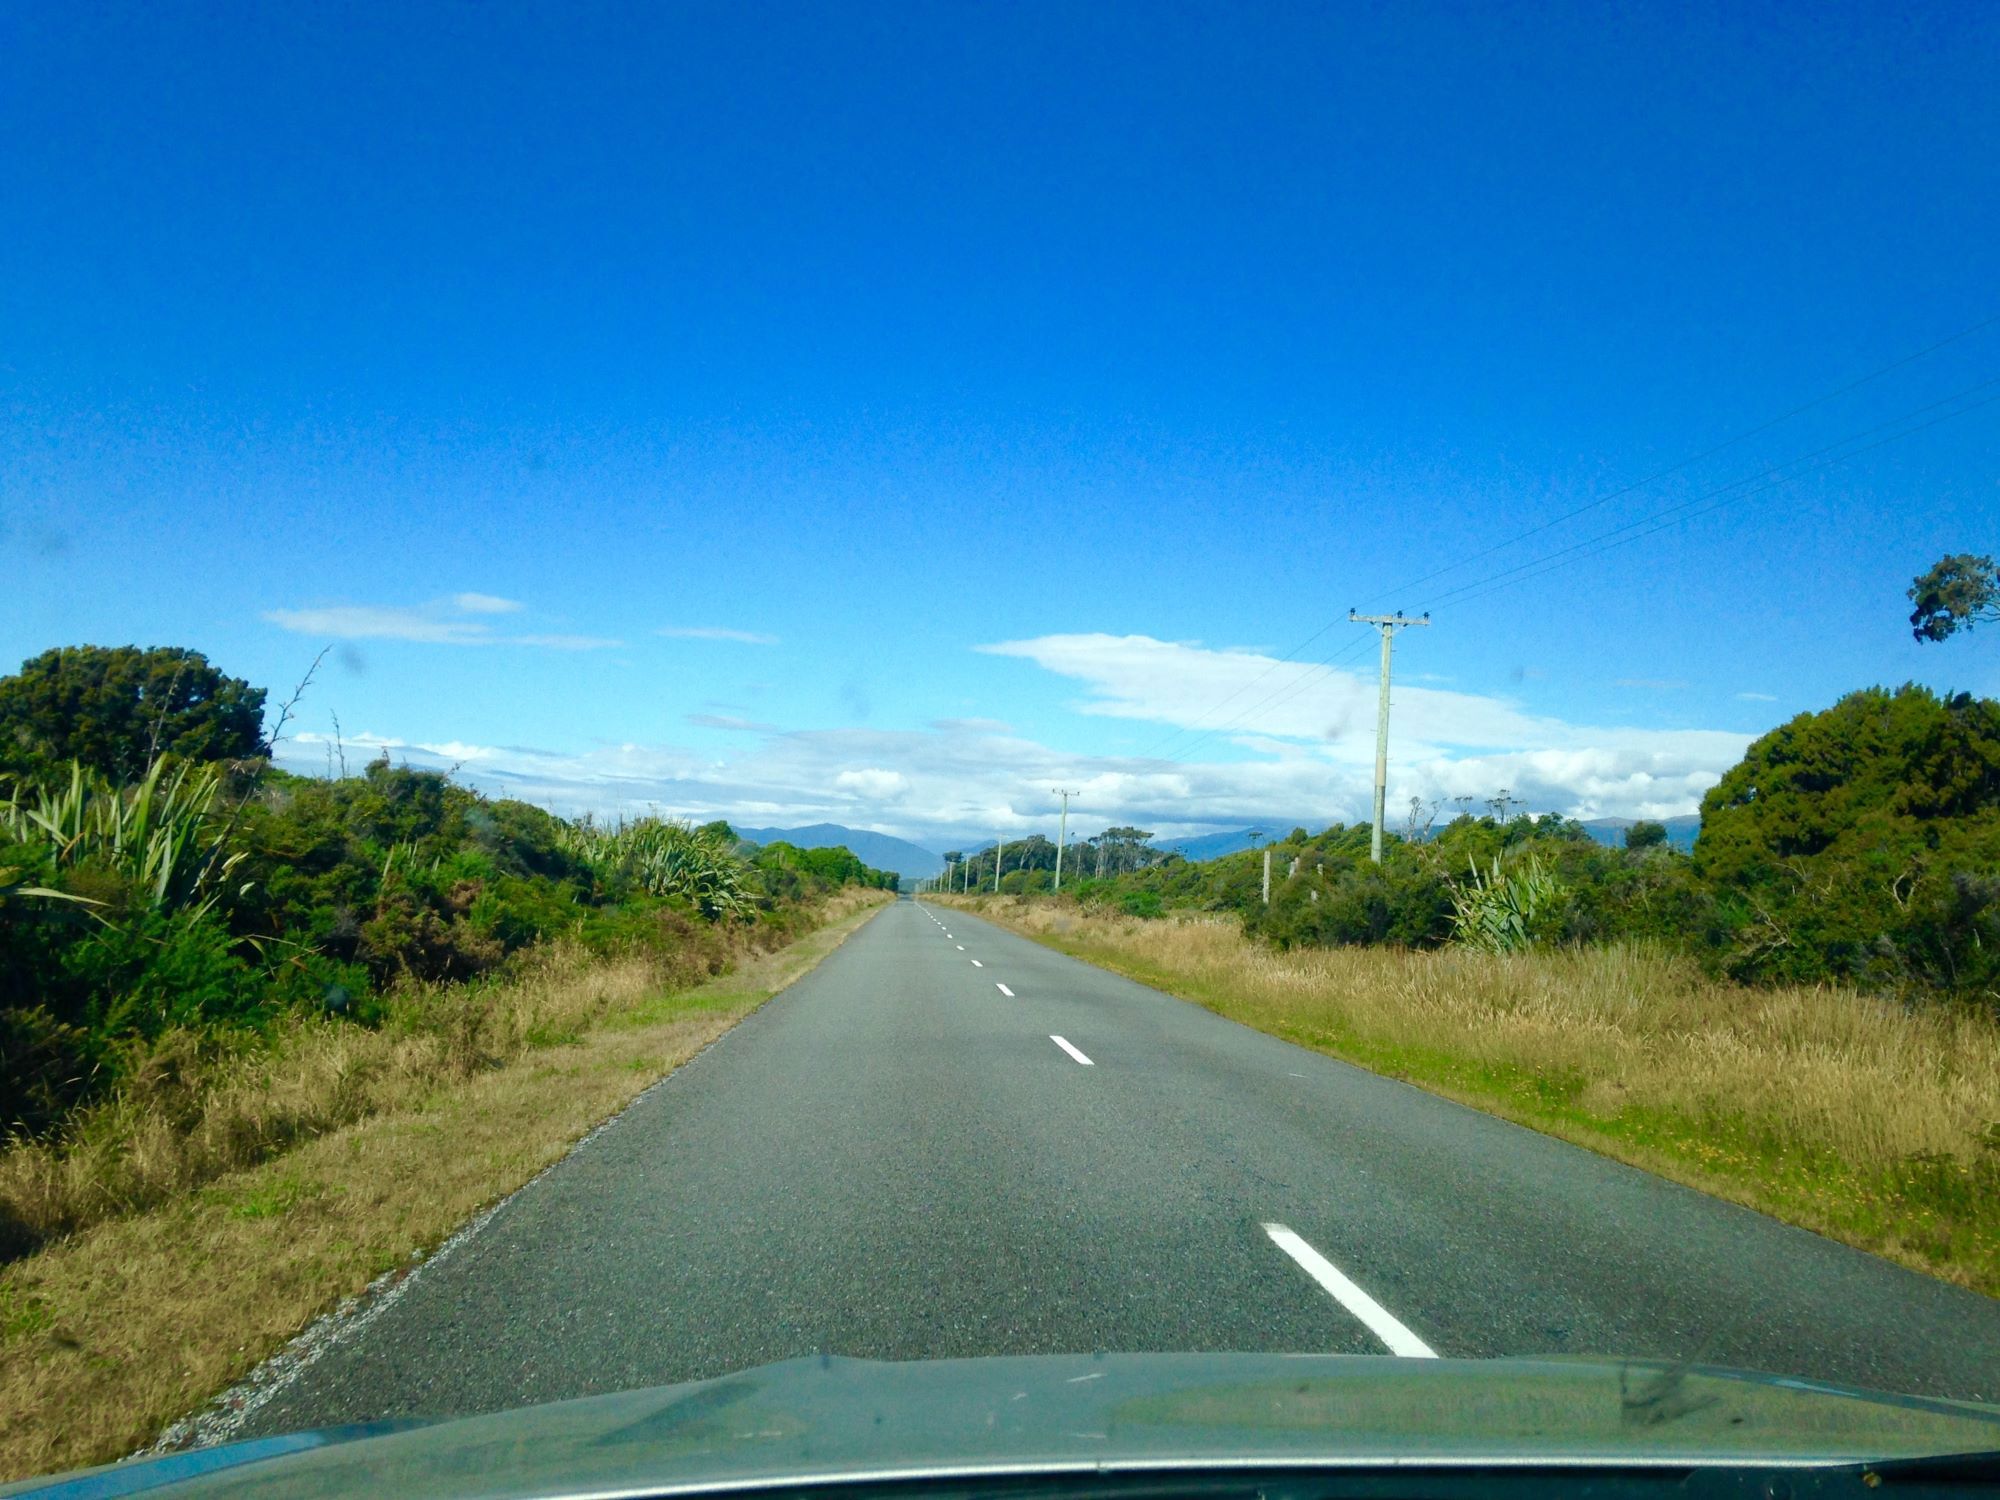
1909,554,1999,643
0,645,268,783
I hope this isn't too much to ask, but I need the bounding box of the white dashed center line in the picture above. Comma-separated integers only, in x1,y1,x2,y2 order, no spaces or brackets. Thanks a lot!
1261,1223,1436,1358
956,945,964,950
970,959,983,967
996,983,1014,996
1049,1035,1094,1066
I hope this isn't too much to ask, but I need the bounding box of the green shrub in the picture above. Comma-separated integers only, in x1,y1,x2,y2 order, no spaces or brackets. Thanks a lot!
1697,685,2000,1000
1118,889,1163,919
0,645,900,1145
1446,854,1570,953
0,1006,97,1138
55,911,263,1037
1248,859,1453,949
0,645,267,783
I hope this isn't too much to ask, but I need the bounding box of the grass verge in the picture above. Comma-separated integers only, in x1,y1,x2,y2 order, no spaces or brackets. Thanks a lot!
0,891,890,1484
934,895,2000,1298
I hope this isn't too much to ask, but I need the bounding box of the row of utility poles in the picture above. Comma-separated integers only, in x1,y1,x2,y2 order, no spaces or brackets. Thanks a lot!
927,610,1427,895
928,786,1077,896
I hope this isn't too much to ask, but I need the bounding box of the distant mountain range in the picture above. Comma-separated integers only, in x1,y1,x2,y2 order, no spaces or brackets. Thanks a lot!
1577,815,1701,853
1161,817,1703,861
1158,828,1287,861
731,814,1701,878
733,823,944,879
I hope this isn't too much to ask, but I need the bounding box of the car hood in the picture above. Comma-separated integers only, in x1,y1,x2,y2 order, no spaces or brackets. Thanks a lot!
12,1353,2000,1500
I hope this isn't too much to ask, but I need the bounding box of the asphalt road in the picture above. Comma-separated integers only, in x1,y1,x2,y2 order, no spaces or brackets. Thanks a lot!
240,895,2000,1436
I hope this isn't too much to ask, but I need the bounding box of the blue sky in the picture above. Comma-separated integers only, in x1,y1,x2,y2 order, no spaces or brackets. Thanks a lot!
4,1,1996,846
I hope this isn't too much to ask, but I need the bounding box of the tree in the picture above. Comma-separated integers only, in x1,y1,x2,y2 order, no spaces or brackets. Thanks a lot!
1624,820,1668,851
0,646,268,783
1695,684,2000,995
1909,554,1999,643
1096,825,1156,874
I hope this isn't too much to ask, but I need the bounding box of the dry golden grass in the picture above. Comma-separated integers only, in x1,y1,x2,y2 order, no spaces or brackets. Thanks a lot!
939,896,2000,1295
0,895,878,1255
0,891,889,1484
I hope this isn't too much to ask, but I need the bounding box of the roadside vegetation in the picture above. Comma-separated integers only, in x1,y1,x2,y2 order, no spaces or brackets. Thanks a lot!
935,676,2000,1293
949,684,2000,1009
0,893,888,1483
935,898,1999,1293
0,643,896,1258
0,641,900,1480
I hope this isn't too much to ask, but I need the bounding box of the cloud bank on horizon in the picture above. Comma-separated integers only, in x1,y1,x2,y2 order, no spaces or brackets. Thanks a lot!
279,631,1753,843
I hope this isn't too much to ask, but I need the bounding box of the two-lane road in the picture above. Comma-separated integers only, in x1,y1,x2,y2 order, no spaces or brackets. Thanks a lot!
239,896,2000,1438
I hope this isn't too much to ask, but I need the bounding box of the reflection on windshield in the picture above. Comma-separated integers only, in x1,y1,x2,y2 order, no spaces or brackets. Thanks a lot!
3,1,1998,1491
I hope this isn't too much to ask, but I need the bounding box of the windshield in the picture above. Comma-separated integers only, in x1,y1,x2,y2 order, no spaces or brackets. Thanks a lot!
3,2,1998,1493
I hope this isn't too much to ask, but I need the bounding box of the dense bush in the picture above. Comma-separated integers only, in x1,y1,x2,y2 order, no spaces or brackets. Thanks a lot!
1004,684,1999,1012
747,840,899,904
0,645,266,782
1117,889,1162,919
0,650,897,1141
1246,856,1453,950
1695,684,2000,997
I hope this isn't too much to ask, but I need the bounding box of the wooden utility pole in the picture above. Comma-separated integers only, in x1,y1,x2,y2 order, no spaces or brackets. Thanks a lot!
1349,610,1431,863
1051,788,1077,892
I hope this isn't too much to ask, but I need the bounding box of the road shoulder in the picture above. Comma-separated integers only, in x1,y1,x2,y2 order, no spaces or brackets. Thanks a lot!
933,896,2000,1303
0,895,891,1485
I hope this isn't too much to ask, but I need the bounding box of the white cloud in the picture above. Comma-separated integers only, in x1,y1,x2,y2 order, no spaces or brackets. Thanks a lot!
687,713,779,733
657,626,779,645
264,605,490,644
293,730,401,751
272,633,1754,843
278,715,1736,847
263,598,619,649
452,592,523,614
974,633,1749,822
977,633,1740,761
1735,691,1779,702
834,768,909,801
507,633,625,650
414,739,503,763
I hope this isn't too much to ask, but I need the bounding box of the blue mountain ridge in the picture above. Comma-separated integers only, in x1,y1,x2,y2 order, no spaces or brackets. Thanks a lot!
731,823,945,880
731,814,1700,879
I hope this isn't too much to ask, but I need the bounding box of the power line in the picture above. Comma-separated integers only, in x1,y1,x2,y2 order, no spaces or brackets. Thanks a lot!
1122,311,1998,766
1361,311,2000,608
1418,375,2000,612
1144,366,1998,769
1433,385,2000,612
